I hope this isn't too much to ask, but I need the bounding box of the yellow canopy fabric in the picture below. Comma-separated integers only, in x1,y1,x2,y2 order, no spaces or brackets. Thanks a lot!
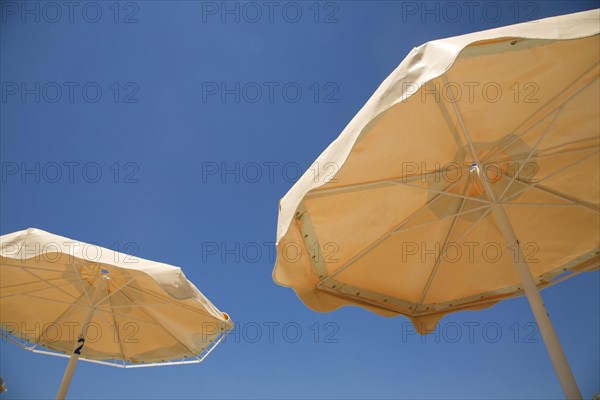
1,228,232,365
273,9,600,335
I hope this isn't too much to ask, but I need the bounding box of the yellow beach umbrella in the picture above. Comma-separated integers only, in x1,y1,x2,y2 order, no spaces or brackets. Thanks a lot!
1,228,233,399
273,10,599,399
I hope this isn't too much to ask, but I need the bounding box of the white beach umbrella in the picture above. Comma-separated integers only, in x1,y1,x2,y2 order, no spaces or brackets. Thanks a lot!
1,228,233,399
273,10,599,399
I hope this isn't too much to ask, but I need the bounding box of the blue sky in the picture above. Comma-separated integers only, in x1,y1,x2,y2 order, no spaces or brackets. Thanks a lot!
1,1,599,399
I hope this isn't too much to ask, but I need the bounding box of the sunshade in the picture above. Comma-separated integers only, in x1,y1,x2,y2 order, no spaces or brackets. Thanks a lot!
0,228,233,399
273,9,599,399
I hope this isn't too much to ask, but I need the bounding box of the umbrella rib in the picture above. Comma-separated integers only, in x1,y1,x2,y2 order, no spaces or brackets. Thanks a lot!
16,293,90,308
414,266,593,318
93,307,165,328
319,175,473,284
31,291,90,347
429,79,465,148
416,206,494,315
71,261,94,305
388,180,490,203
441,74,485,179
85,277,139,328
0,332,31,348
306,165,490,204
491,143,598,163
0,280,82,300
537,138,599,154
322,204,491,286
69,263,115,328
1,262,76,274
71,268,115,326
502,147,598,195
319,207,493,317
480,63,599,164
0,276,79,292
118,290,202,360
17,267,86,305
505,180,599,213
389,203,491,236
105,303,172,309
442,72,502,211
126,285,226,324
106,283,127,366
501,202,579,207
95,277,136,306
3,291,89,349
499,149,600,211
497,106,564,201
414,180,470,314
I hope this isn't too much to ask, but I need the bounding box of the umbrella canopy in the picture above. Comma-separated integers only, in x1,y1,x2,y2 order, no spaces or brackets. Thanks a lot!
273,9,599,399
1,228,233,398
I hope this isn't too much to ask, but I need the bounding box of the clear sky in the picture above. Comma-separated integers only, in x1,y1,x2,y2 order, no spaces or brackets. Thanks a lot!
1,1,599,399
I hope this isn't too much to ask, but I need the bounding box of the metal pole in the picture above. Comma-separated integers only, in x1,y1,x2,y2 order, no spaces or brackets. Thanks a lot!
453,79,581,395
491,204,582,399
56,275,107,400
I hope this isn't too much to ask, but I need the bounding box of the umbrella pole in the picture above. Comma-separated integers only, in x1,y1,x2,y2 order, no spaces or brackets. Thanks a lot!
55,346,82,400
491,204,582,400
56,275,106,400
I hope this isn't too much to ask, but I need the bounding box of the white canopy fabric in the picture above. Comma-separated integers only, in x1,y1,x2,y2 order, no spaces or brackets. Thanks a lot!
0,227,232,366
273,9,599,333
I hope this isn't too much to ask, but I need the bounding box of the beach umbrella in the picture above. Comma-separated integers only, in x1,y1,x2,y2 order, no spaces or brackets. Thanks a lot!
0,228,233,399
273,10,599,399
